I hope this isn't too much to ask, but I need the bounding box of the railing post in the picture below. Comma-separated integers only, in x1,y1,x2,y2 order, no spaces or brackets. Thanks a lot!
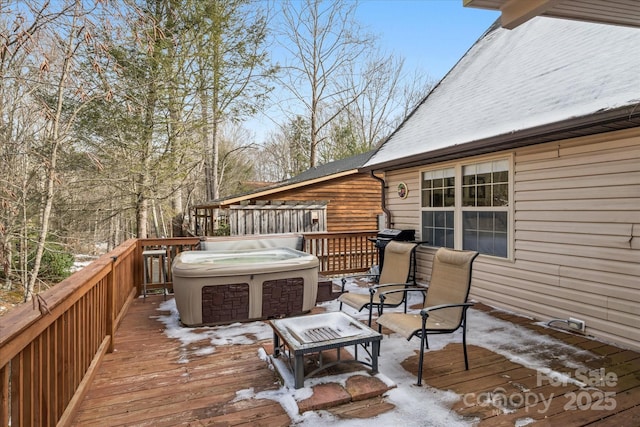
0,365,8,427
106,256,116,353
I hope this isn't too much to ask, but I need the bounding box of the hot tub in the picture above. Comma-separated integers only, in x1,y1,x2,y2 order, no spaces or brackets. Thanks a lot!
172,248,319,326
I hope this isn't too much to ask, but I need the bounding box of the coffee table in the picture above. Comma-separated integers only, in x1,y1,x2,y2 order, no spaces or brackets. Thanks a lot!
270,311,382,389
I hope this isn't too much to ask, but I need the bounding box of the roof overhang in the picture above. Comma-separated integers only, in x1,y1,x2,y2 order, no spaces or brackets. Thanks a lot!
464,0,640,29
193,169,359,209
361,106,640,173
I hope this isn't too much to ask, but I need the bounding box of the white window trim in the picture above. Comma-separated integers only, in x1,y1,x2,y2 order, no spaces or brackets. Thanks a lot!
419,153,515,260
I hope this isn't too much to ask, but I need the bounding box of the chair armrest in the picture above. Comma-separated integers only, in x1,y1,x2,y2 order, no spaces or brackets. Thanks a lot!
372,282,414,290
378,287,427,302
368,282,414,295
341,274,378,292
377,287,427,315
420,302,475,318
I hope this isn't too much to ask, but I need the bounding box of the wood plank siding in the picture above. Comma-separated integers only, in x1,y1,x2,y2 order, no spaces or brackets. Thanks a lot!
250,173,383,232
383,128,640,351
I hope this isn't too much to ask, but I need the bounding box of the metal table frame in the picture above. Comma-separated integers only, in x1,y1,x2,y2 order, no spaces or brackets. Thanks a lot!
142,248,167,299
270,312,382,389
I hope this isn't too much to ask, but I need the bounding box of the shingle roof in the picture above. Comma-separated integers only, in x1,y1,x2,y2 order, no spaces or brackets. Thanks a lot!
364,18,640,171
280,150,375,186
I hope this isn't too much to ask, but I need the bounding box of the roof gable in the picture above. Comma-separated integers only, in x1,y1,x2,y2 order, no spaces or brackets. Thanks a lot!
364,18,640,170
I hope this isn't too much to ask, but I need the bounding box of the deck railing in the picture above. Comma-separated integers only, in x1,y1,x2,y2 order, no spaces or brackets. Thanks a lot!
0,237,200,427
0,232,376,426
302,230,378,275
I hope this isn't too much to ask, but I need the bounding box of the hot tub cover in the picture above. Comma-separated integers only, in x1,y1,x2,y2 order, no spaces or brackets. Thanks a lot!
172,247,319,277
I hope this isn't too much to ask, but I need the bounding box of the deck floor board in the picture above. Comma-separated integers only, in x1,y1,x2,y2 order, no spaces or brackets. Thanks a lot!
72,296,640,426
72,297,288,427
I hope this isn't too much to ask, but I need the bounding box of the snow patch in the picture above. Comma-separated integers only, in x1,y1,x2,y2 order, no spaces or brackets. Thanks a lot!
151,277,599,426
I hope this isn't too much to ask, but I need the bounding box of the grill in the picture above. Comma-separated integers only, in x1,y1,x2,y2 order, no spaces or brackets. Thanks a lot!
370,229,415,271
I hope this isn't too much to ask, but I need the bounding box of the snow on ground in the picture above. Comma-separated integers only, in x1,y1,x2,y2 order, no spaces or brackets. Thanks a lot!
70,254,100,273
153,299,273,363
153,277,596,426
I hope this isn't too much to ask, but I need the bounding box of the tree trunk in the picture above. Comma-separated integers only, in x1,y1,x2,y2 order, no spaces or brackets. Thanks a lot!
136,189,149,238
24,6,79,301
210,11,222,231
171,191,183,237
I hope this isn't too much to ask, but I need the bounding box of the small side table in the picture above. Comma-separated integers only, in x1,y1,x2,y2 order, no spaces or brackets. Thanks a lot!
142,249,167,299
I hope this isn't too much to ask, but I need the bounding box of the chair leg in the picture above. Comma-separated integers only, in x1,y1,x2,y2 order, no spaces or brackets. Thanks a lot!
417,314,428,386
417,333,425,386
462,318,469,370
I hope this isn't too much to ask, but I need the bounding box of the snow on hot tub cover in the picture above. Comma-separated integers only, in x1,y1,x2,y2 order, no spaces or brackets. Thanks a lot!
172,247,319,277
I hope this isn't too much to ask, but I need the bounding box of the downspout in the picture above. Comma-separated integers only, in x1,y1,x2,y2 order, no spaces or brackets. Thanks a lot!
371,171,391,228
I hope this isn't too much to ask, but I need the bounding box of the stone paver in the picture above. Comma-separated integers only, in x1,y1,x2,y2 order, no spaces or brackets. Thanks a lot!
297,383,352,413
345,374,393,401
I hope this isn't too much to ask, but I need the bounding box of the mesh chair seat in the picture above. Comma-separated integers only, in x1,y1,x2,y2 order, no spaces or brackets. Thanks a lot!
377,310,462,340
338,240,419,326
376,247,479,386
339,283,406,309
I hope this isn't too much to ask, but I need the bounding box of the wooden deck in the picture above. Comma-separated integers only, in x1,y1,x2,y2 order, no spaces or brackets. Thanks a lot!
72,295,640,426
71,295,289,426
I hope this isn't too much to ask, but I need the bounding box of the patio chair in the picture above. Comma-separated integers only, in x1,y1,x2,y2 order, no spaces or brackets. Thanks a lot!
376,247,479,386
338,240,420,327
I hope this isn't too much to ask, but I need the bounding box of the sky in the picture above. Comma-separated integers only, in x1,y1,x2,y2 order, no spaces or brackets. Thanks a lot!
249,1,500,143
355,0,500,80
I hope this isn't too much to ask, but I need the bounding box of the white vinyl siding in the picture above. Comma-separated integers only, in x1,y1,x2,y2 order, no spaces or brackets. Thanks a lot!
505,130,640,351
384,128,640,351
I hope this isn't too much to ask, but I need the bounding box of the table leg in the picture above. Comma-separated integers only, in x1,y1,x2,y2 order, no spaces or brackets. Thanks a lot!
371,341,379,373
143,256,149,298
273,331,280,358
294,353,305,389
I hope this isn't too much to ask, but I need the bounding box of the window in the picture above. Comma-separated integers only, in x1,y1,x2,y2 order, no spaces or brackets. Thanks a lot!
421,168,455,248
420,159,510,258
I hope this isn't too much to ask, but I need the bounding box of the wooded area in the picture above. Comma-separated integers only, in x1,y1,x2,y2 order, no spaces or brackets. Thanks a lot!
0,0,431,302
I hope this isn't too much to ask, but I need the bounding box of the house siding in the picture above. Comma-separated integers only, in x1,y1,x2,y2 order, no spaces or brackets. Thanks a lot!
384,128,640,351
252,173,383,233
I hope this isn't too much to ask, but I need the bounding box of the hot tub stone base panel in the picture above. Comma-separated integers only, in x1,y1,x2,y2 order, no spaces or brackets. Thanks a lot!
201,284,250,324
262,278,305,319
199,278,307,325
182,277,343,326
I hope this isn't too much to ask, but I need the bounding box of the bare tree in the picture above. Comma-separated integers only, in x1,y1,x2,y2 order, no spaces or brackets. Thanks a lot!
253,115,312,182
398,68,436,124
278,0,374,167
77,0,206,240
337,52,435,152
0,1,54,290
190,0,276,203
216,124,259,196
0,0,109,300
253,131,292,182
